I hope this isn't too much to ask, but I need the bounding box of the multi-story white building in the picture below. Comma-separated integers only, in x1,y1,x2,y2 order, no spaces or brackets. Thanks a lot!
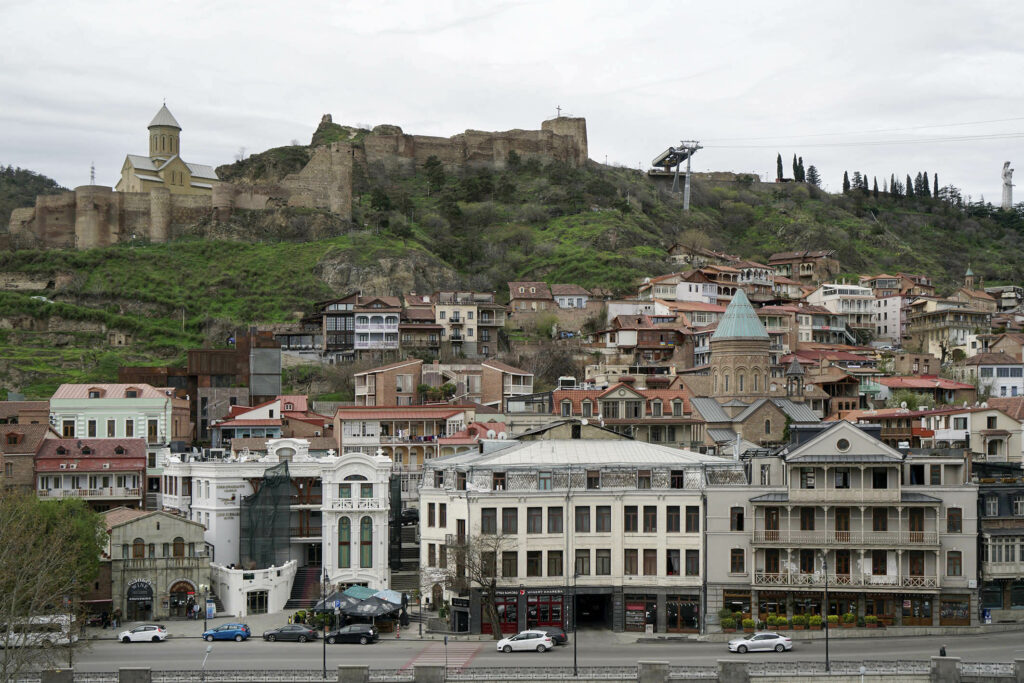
872,295,903,345
706,421,978,630
959,352,1024,399
353,297,401,354
807,284,876,338
418,422,744,634
161,438,393,614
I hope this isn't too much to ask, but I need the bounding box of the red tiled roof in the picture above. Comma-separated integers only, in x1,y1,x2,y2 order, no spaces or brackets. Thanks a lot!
36,439,146,471
0,401,49,419
51,384,173,399
551,284,592,297
103,507,152,528
354,359,423,376
988,397,1024,421
964,352,1021,366
0,424,53,454
508,281,553,300
875,376,975,390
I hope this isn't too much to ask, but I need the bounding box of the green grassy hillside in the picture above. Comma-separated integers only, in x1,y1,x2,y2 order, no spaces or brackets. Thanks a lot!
2,152,1024,398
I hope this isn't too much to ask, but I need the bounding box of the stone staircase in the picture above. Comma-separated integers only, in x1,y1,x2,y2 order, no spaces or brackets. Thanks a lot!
284,566,322,609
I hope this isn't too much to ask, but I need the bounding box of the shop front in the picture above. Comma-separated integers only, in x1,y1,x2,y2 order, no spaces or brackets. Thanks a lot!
126,580,154,622
526,593,564,630
480,591,519,635
757,591,786,621
169,580,196,619
624,594,656,633
864,594,897,626
723,591,751,620
901,595,933,626
665,595,700,633
479,587,566,635
939,595,970,626
793,592,823,617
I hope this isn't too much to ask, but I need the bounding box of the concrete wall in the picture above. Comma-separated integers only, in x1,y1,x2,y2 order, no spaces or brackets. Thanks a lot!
211,560,297,618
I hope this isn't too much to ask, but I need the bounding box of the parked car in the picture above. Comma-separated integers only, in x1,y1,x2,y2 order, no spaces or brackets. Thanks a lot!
119,624,167,643
496,630,554,653
538,626,567,645
262,624,319,642
727,632,793,653
325,624,379,645
400,507,419,526
202,623,251,642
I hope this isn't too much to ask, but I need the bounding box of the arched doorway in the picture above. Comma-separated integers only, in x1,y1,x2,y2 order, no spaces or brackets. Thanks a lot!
126,581,154,621
169,580,196,619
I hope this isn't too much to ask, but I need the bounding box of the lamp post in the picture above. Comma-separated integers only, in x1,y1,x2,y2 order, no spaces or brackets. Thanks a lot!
572,572,578,678
822,553,830,673
199,583,209,633
322,569,328,680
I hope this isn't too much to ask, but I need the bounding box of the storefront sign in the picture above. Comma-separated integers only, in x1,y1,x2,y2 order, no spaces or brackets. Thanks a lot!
127,581,154,602
451,598,469,608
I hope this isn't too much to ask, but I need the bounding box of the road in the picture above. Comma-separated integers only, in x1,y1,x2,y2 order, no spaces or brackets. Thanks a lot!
68,629,1024,672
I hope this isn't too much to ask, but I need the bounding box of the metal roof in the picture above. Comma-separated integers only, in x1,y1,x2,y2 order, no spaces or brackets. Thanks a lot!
148,104,181,129
901,491,941,503
750,492,789,502
771,399,820,423
711,289,769,340
186,162,218,179
690,397,731,422
428,438,733,468
708,428,739,443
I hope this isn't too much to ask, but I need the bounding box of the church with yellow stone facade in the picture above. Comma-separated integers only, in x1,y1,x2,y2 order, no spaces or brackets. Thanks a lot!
115,104,220,196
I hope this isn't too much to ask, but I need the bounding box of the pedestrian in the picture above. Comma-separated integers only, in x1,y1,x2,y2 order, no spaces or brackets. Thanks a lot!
940,645,947,657
113,608,121,628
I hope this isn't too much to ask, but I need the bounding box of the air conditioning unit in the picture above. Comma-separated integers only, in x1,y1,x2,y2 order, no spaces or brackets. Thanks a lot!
102,463,110,469
59,463,67,470
70,463,77,469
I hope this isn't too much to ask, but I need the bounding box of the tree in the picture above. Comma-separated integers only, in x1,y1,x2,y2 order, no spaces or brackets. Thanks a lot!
438,532,513,639
423,155,446,194
922,172,931,198
906,174,914,197
873,177,879,198
797,157,805,182
676,228,711,263
885,388,934,411
369,187,392,212
776,154,783,181
842,171,851,193
934,173,939,198
792,154,799,182
506,149,521,170
890,173,896,195
861,172,869,195
0,494,106,680
914,172,924,195
805,165,821,187
851,171,863,191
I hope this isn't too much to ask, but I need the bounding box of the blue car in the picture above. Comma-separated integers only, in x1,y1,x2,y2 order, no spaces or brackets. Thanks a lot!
202,623,251,642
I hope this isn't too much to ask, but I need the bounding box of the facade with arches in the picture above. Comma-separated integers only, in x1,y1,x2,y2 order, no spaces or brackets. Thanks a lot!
104,507,208,621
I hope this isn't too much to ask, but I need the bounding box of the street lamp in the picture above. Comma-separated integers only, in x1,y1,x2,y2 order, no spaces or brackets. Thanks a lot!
322,569,328,680
822,552,830,673
572,572,578,678
199,583,209,633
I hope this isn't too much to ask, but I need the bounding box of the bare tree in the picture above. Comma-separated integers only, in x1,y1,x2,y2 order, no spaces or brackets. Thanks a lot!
440,533,513,639
0,493,106,680
675,228,711,263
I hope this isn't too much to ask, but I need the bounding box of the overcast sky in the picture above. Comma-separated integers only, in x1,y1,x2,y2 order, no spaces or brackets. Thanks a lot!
3,0,1022,201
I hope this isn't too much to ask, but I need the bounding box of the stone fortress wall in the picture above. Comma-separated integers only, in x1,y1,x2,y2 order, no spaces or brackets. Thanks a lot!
8,116,588,250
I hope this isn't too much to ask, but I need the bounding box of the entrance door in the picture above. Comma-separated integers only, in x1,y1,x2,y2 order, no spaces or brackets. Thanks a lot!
909,509,924,543
902,596,932,626
126,581,153,622
765,507,780,541
168,581,194,618
765,549,780,576
834,550,851,585
834,508,850,542
909,551,925,577
307,543,322,567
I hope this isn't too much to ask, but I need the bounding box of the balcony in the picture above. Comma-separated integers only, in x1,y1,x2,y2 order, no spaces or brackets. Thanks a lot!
754,572,938,589
450,334,464,342
354,340,400,350
934,428,969,443
752,530,939,546
124,556,205,570
478,315,502,326
788,488,900,504
448,316,463,326
38,487,141,500
983,560,1024,579
356,324,399,332
289,526,323,538
330,497,389,511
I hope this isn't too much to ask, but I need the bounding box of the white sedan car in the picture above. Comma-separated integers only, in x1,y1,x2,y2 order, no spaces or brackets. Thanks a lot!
119,624,168,643
728,631,792,653
496,630,555,653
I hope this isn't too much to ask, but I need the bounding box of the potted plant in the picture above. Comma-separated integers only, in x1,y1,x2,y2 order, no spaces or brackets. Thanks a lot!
766,615,778,628
792,614,807,630
742,618,755,632
857,616,866,628
809,615,823,629
841,612,856,628
719,607,735,623
865,615,878,629
778,617,790,630
827,614,839,628
721,617,737,631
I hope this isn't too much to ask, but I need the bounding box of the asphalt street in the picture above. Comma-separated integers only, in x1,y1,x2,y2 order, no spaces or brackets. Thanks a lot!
68,628,1024,672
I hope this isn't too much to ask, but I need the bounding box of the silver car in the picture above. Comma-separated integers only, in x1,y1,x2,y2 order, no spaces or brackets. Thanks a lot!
727,631,792,653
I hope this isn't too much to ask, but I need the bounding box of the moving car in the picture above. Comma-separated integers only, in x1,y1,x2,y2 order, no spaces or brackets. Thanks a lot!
727,632,793,653
538,626,567,645
496,630,554,653
262,624,319,642
202,623,251,642
325,624,379,645
119,624,168,643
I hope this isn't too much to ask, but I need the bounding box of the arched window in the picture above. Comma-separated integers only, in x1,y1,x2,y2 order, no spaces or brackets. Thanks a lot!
360,517,373,568
765,420,771,435
385,316,398,325
356,316,369,325
172,536,185,558
713,373,718,393
754,374,759,392
339,517,351,568
738,373,745,392
370,316,384,325
724,374,730,392
132,538,145,559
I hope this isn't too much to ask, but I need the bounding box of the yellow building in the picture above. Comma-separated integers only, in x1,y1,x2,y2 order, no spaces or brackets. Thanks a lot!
115,104,219,196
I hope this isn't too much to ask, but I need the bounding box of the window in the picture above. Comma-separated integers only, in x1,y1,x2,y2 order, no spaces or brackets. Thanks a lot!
873,508,888,531
666,549,680,576
439,545,447,568
764,419,771,435
457,472,466,490
581,401,592,417
624,506,638,533
596,549,611,575
502,508,518,534
637,470,651,489
541,549,562,578
670,470,686,489
988,416,998,429
596,505,611,532
586,470,600,489
481,508,497,534
685,506,699,533
946,551,962,577
3,463,11,477
173,537,184,558
730,549,745,574
910,465,924,485
947,508,962,533
107,419,115,437
730,507,745,531
492,472,506,490
547,506,563,533
624,549,638,576
502,551,517,577
560,401,572,417
986,496,999,517
667,506,680,533
651,401,662,418
644,549,658,575
760,464,771,486
538,471,552,490
872,468,888,489
800,467,815,489
1015,495,1024,517
338,518,350,568
575,506,590,532
834,468,850,489
930,465,941,486
362,483,374,499
434,471,444,488
360,517,372,568
527,507,542,533
428,503,435,527
575,549,590,576
800,549,816,574
62,420,75,437
872,550,887,575
479,550,494,576
643,505,657,533
685,549,699,576
527,551,542,577
132,537,145,559
87,420,96,437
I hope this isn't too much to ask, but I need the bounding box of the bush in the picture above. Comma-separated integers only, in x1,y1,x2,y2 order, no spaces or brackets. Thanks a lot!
720,617,736,630
742,618,755,630
827,614,839,625
842,612,856,624
864,615,878,625
792,614,807,626
766,615,778,627
809,615,823,628
718,607,735,620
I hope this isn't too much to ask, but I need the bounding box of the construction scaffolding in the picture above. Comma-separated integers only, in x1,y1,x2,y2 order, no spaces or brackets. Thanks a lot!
239,461,291,569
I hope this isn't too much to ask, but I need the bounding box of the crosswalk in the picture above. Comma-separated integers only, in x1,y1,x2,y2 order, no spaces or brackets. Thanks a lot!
402,642,482,670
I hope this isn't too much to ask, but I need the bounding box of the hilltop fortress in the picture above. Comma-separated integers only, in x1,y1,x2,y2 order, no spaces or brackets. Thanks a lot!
7,108,588,250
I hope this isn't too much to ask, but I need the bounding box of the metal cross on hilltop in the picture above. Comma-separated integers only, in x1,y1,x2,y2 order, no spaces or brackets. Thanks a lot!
556,105,561,118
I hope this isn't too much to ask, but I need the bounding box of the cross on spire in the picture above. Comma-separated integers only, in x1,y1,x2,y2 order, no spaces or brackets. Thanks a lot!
556,105,561,118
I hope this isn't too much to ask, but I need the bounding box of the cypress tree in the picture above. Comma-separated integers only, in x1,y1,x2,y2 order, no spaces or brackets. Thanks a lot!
906,174,914,197
861,172,869,195
873,177,879,198
798,157,805,182
923,172,931,197
933,173,939,197
842,171,851,193
890,173,896,195
792,154,799,181
777,154,783,181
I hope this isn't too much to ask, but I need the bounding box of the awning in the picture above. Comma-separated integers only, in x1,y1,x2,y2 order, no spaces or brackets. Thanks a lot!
342,585,378,600
342,596,400,618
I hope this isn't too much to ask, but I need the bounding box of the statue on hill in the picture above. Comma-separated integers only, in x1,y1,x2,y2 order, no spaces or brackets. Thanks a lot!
1002,161,1013,209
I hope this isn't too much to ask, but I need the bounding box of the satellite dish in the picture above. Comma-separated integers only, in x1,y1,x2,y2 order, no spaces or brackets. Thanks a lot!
581,418,589,426
982,402,988,408
486,429,497,439
497,433,507,440
900,401,907,409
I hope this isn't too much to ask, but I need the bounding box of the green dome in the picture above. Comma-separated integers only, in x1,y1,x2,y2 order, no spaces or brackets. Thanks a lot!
711,289,769,340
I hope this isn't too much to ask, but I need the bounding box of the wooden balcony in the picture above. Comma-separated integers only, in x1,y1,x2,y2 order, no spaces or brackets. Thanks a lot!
754,572,938,589
752,529,939,546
